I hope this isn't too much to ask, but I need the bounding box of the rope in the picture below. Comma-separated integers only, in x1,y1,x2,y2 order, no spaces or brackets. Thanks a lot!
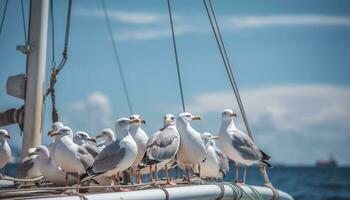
213,183,225,200
0,0,8,38
158,186,170,200
44,0,73,123
203,0,254,140
0,175,43,183
265,183,280,200
246,185,264,200
100,0,134,115
222,182,242,200
20,0,28,45
167,0,186,113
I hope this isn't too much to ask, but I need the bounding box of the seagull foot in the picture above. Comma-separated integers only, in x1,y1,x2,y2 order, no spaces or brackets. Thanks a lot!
166,180,177,186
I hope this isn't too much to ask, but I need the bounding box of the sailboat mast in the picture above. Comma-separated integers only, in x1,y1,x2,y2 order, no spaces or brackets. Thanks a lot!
21,0,49,158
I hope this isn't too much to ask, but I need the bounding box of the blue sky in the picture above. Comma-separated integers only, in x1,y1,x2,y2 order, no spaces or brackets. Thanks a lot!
1,0,350,165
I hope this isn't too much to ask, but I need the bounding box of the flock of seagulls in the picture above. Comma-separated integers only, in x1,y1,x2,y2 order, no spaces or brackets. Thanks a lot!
0,109,271,188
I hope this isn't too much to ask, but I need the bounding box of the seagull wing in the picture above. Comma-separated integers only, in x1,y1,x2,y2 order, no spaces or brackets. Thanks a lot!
76,147,94,170
215,147,229,175
143,127,179,165
231,129,262,161
92,141,126,173
16,158,35,178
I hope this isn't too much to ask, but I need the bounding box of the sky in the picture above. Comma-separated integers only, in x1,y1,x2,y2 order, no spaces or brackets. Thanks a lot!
0,0,350,165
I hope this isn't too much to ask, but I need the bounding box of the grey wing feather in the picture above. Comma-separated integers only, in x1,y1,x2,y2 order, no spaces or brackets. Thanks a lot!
84,145,100,158
231,129,262,161
215,148,229,174
148,129,179,161
16,159,34,178
92,142,126,173
77,147,94,170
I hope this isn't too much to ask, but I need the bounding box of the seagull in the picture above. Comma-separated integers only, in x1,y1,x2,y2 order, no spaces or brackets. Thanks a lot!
49,126,94,186
129,114,148,184
84,118,138,188
73,131,100,158
16,148,41,179
140,114,180,185
0,129,11,175
95,128,116,151
217,109,271,183
176,112,207,181
195,132,228,180
33,145,77,186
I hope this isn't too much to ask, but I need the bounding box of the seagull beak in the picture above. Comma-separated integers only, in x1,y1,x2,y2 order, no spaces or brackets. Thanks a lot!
230,112,237,117
191,115,202,120
211,136,219,140
48,130,56,136
4,134,11,139
87,137,97,143
48,131,58,137
130,118,140,124
95,134,103,139
28,151,38,156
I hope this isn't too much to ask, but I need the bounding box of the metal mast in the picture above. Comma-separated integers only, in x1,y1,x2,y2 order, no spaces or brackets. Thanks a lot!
21,0,49,157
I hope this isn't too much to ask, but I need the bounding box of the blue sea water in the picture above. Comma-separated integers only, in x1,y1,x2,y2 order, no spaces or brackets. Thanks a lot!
4,164,350,200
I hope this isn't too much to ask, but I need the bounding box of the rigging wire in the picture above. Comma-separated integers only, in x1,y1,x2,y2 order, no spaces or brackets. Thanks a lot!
0,0,8,38
20,0,28,45
167,0,186,113
101,0,134,115
44,0,73,123
203,0,254,140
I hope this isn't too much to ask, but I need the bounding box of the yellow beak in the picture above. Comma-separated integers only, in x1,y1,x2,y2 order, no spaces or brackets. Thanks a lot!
191,115,202,120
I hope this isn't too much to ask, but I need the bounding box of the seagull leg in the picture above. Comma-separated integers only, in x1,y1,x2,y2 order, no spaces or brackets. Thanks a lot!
243,166,247,184
137,170,143,184
130,168,134,185
165,164,176,186
155,165,159,183
149,165,153,183
185,165,191,182
235,161,239,183
76,172,80,192
65,172,68,187
198,165,201,178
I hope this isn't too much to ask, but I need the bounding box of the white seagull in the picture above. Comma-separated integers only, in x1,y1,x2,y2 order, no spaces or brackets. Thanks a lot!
217,109,271,183
95,128,116,151
33,145,77,186
73,131,100,158
196,132,228,180
85,118,138,188
140,114,180,185
16,148,41,179
176,112,207,181
129,114,148,183
0,129,11,174
50,126,94,186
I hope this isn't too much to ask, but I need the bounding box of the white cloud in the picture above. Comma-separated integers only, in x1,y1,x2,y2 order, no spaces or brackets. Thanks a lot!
115,25,198,41
224,15,350,29
68,92,113,134
161,84,350,164
75,9,168,25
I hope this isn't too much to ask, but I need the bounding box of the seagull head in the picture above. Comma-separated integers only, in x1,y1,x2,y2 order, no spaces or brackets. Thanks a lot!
26,147,37,157
0,129,11,140
115,117,134,133
177,112,202,124
74,131,96,144
222,109,237,121
129,114,146,127
201,132,219,145
32,145,50,158
47,121,64,138
96,128,115,143
164,113,175,127
49,126,73,139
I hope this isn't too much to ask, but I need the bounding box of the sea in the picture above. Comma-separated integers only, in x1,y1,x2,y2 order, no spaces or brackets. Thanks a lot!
4,164,350,200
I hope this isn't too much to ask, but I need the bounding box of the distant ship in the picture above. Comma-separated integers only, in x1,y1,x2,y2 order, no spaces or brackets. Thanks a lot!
316,155,337,167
